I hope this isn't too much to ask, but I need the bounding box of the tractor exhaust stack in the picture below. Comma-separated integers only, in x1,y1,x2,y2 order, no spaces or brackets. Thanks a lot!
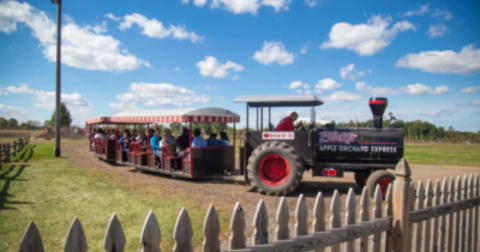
368,97,388,129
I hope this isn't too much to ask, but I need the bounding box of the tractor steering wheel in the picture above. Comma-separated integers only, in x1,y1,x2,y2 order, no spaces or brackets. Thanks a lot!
297,122,307,131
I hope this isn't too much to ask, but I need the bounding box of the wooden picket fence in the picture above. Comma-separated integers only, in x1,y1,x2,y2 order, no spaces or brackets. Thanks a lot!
18,158,480,252
0,136,30,168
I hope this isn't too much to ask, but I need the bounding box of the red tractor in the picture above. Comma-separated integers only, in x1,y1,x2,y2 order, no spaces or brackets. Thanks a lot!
236,95,402,197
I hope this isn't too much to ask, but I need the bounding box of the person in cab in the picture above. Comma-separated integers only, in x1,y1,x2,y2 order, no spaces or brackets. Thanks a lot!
275,112,298,131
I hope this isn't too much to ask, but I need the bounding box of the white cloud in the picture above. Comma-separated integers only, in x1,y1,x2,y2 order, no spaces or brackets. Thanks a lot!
300,45,308,54
174,67,182,72
5,83,34,94
205,85,217,90
315,78,342,90
322,91,362,102
0,1,146,72
105,13,120,21
320,15,415,56
304,90,312,95
253,41,294,65
420,111,441,118
339,63,366,80
207,0,292,15
116,82,210,107
329,106,352,111
0,103,29,119
196,56,244,78
402,3,429,17
288,81,302,89
0,90,7,95
455,101,464,107
356,81,449,96
396,44,480,74
314,90,322,94
1,83,92,119
428,24,447,38
193,0,208,7
401,83,449,95
116,13,204,43
296,90,302,94
356,81,399,96
232,75,240,80
432,9,453,20
471,100,480,106
303,83,310,89
217,96,225,100
109,102,139,110
305,0,317,8
33,91,92,118
462,86,480,93
421,108,459,118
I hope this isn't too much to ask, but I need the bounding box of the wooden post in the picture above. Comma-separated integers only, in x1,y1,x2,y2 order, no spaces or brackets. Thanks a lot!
392,158,412,252
4,143,10,162
13,141,17,157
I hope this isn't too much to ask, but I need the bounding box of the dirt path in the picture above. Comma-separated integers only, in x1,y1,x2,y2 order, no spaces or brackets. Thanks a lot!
62,144,478,250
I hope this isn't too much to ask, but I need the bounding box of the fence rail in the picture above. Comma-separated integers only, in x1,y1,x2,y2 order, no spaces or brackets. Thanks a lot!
0,136,30,168
17,158,480,252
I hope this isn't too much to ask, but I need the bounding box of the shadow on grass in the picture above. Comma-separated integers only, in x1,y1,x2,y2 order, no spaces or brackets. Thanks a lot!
0,165,33,211
12,145,36,163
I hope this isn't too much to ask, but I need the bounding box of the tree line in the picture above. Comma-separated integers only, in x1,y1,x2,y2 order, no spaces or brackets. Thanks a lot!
335,119,480,144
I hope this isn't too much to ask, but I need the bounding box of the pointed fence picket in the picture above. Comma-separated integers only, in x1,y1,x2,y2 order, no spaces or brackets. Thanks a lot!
16,158,480,252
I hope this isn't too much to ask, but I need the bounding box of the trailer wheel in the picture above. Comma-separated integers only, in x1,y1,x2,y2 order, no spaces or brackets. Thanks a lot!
366,170,395,198
247,141,303,196
354,170,371,189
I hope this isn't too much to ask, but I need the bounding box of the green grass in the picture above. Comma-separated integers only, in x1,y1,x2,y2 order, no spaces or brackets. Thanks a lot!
0,145,226,251
405,144,480,167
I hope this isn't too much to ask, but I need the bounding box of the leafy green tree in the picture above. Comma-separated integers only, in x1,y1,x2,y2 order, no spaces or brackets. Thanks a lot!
211,123,227,134
169,122,182,135
7,118,19,129
0,117,7,129
50,102,72,128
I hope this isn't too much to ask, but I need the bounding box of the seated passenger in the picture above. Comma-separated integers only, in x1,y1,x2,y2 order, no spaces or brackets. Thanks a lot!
176,127,190,156
150,130,163,167
136,131,147,151
207,133,225,147
275,112,298,131
160,132,178,168
118,131,131,161
192,129,207,148
220,132,230,146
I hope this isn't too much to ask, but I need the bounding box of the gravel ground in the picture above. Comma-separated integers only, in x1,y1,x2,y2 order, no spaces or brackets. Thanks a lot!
62,144,479,251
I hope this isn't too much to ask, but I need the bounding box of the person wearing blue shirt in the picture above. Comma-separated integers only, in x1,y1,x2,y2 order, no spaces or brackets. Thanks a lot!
207,133,225,147
192,129,207,148
118,131,131,161
150,130,163,166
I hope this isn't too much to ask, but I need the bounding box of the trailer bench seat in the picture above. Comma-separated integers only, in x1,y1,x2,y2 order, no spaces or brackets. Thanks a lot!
182,146,235,178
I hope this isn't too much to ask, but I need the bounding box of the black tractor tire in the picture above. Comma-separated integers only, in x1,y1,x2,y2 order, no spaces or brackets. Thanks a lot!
366,170,395,198
247,141,303,196
354,170,372,189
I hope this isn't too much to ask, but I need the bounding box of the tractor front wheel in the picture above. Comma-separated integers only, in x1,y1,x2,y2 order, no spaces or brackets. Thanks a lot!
366,170,395,198
247,141,303,196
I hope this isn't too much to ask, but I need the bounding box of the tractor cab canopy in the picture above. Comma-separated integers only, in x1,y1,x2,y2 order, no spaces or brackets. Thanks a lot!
234,95,323,131
234,95,323,107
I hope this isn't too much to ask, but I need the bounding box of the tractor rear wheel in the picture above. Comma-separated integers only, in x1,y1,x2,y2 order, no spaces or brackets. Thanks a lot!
247,141,303,196
366,170,395,198
354,170,371,189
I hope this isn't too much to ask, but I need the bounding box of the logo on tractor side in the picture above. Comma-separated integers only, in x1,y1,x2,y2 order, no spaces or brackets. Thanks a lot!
262,132,295,140
319,131,357,144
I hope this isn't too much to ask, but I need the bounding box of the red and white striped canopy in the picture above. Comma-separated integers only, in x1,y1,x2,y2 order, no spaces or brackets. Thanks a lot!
85,107,240,125
85,116,111,125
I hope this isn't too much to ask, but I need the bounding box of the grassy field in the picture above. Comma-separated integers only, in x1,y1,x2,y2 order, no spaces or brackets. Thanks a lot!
0,145,229,252
404,144,480,167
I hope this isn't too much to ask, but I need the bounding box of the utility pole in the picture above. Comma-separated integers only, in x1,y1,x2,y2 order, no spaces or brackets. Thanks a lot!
51,0,62,157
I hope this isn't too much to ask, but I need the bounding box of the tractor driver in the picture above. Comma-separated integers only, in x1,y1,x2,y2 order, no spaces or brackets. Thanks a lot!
275,112,298,131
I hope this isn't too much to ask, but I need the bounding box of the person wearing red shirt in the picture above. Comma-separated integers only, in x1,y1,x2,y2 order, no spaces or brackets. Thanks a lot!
275,112,298,131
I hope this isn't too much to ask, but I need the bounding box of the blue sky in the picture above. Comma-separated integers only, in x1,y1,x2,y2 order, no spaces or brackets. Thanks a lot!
0,0,479,131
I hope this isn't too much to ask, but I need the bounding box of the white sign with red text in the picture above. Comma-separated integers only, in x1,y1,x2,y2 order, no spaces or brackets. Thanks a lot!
262,132,295,140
